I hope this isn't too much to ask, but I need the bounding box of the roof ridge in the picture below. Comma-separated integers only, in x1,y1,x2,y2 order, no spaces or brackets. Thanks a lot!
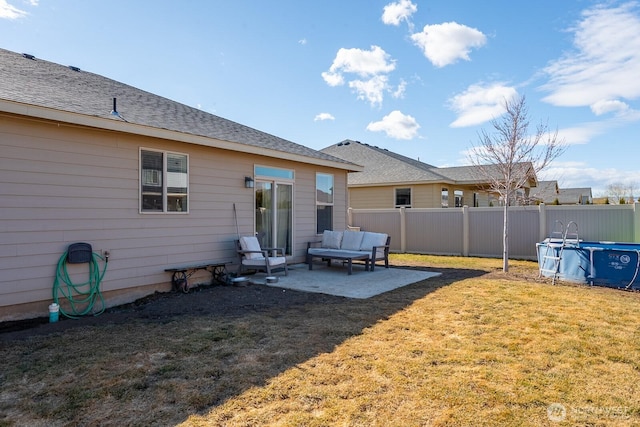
0,47,355,168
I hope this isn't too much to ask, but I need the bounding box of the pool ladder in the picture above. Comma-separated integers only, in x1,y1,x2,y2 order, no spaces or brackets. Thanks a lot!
539,221,579,284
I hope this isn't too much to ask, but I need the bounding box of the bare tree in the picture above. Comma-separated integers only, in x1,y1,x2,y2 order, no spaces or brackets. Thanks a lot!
468,96,566,272
605,182,638,204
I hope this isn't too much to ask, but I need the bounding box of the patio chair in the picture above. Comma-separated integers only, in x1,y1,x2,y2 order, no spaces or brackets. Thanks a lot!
236,236,288,276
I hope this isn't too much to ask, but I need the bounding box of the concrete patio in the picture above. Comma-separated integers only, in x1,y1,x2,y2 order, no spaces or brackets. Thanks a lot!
243,263,441,299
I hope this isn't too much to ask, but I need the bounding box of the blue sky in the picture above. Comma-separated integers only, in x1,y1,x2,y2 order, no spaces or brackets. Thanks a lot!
2,0,639,197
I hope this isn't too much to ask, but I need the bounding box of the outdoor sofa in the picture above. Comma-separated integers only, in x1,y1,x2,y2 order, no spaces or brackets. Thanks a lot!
307,229,391,273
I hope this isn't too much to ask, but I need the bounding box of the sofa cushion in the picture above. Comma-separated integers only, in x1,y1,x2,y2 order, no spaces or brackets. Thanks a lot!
240,236,263,260
321,230,343,249
341,230,365,251
360,232,388,251
308,248,367,257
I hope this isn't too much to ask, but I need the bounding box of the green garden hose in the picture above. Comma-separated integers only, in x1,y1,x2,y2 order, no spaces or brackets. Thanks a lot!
52,251,107,319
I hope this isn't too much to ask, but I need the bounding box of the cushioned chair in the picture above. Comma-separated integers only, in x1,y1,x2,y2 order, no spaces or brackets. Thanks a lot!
236,236,288,276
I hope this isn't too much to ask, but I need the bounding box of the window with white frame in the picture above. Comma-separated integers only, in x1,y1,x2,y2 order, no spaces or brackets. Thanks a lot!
395,187,411,207
140,149,188,213
441,187,449,208
454,190,464,207
316,173,333,233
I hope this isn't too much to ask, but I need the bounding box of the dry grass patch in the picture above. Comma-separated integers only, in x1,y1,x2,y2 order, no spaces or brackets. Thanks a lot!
183,273,640,426
1,255,639,426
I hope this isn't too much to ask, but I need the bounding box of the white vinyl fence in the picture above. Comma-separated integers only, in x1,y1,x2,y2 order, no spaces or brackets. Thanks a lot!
349,203,640,260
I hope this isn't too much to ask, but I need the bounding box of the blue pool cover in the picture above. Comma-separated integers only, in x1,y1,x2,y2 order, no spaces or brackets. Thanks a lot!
537,241,640,290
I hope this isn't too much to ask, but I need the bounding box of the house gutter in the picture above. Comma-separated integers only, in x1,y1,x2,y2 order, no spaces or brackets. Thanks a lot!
0,100,363,173
348,179,456,187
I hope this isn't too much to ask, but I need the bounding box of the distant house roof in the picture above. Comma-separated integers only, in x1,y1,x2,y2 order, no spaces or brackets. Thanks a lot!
530,180,560,202
0,48,359,171
530,181,592,204
321,139,536,187
321,140,448,185
558,187,592,204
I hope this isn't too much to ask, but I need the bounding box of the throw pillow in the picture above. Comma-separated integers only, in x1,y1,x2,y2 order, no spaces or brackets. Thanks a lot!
321,230,343,249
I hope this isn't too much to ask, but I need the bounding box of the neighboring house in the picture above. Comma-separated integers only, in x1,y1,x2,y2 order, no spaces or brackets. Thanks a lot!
0,48,361,321
530,180,593,204
321,140,538,209
558,187,592,205
529,180,560,204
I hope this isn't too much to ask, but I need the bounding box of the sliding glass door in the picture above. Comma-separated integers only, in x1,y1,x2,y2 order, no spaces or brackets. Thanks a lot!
255,180,292,255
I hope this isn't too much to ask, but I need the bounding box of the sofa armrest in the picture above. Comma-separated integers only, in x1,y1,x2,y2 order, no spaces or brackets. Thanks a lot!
370,235,391,270
371,245,390,258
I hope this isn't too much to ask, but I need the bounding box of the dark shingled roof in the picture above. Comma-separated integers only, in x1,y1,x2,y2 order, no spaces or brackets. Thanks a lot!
321,140,522,186
321,140,449,185
0,48,354,168
530,180,560,202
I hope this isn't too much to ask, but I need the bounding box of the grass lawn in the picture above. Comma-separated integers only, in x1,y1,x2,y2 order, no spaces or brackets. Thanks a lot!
1,254,639,426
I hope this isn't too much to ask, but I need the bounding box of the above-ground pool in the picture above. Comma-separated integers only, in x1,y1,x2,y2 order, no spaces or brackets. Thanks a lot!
537,240,640,290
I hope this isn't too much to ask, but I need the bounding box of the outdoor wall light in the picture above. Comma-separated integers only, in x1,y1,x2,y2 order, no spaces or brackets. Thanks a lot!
245,176,254,188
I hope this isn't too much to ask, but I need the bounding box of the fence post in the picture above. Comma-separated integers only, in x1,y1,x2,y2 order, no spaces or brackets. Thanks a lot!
539,203,547,242
348,207,353,227
400,206,407,253
635,203,640,243
462,205,469,256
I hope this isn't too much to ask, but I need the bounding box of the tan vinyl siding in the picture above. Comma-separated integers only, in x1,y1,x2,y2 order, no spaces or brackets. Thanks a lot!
349,184,451,209
346,183,491,209
412,184,441,208
349,186,395,209
0,115,347,318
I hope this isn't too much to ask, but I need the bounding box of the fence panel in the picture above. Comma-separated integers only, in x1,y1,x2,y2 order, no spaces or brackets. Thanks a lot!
468,208,504,257
406,208,464,255
507,207,542,259
350,209,402,252
545,205,635,242
351,203,639,260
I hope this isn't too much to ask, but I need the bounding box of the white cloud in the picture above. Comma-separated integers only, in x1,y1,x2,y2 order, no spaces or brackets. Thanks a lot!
322,45,397,106
0,0,27,19
448,83,518,127
320,71,344,87
298,38,307,45
348,75,388,106
323,45,395,80
556,113,640,145
366,110,420,140
314,113,335,121
392,79,407,99
382,0,417,27
411,22,487,67
541,2,640,110
590,99,630,116
555,125,601,145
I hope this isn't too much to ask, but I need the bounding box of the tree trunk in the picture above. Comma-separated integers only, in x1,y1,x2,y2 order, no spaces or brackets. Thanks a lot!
502,202,509,272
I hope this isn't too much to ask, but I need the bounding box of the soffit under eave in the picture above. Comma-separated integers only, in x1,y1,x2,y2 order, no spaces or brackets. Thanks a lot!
348,179,456,188
0,100,362,173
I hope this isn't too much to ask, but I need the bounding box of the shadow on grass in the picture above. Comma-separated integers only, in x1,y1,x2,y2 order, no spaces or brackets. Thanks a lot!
0,266,486,426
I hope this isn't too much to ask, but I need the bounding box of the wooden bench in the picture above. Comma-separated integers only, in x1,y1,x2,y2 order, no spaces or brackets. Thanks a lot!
164,262,229,293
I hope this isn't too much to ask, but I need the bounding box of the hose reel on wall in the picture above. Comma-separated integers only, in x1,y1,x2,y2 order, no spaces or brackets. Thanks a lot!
53,242,108,319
